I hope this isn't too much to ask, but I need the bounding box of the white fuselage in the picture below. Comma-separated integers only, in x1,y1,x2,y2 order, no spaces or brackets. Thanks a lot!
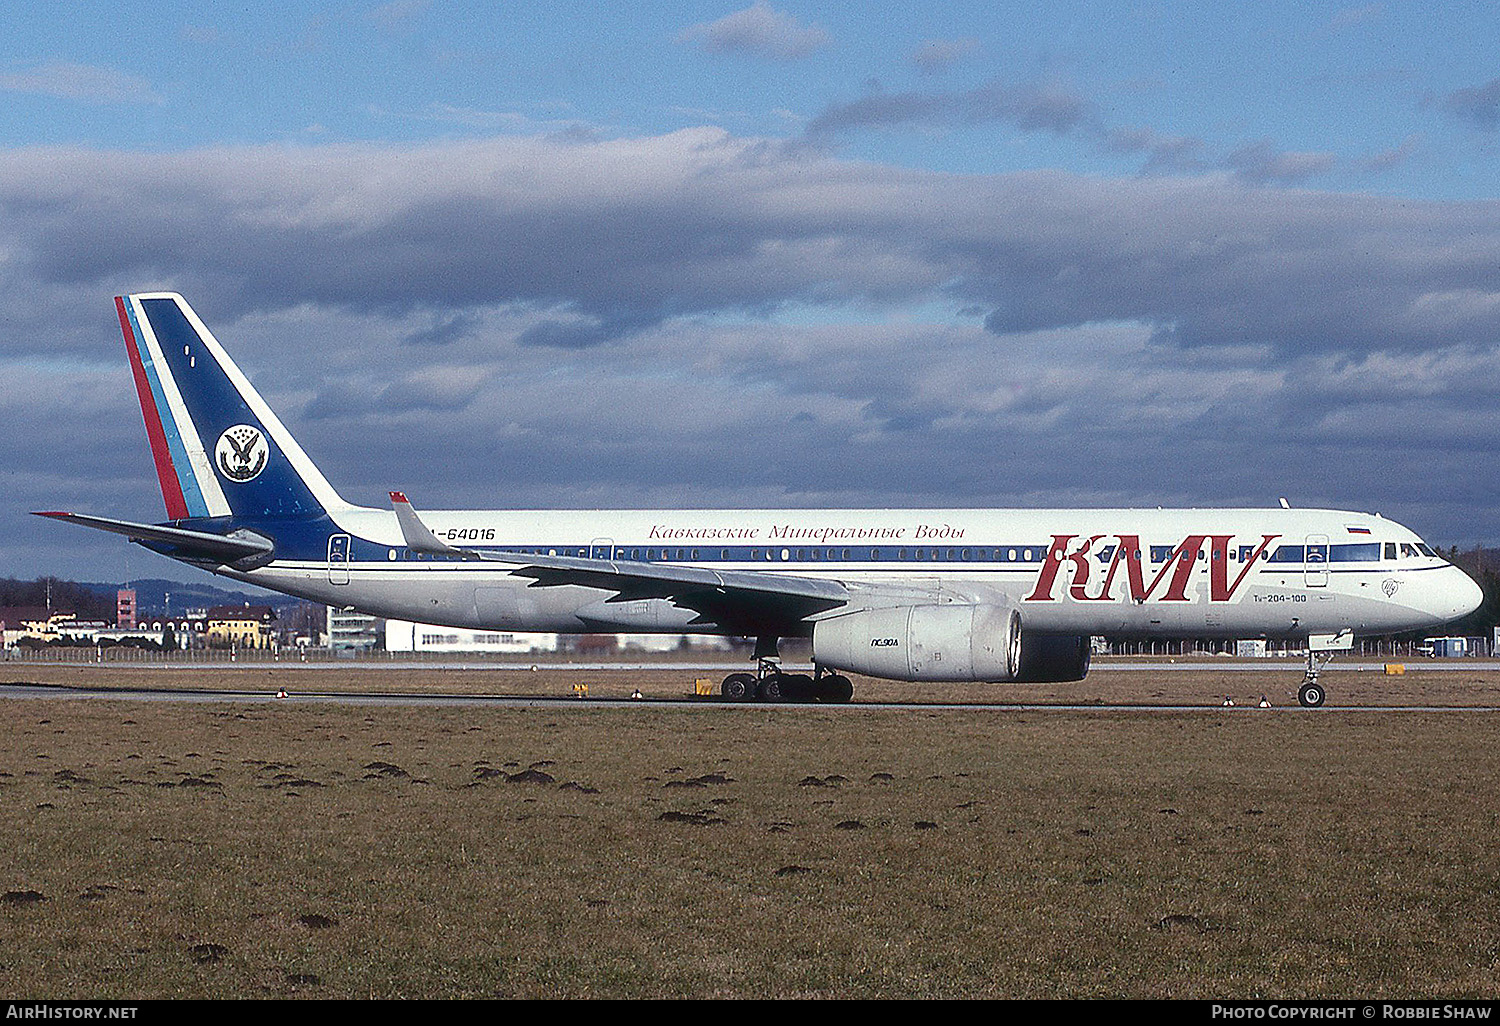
220,505,1480,641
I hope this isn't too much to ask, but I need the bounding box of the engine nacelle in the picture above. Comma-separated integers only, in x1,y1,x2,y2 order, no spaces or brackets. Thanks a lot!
1015,633,1092,683
812,604,1023,682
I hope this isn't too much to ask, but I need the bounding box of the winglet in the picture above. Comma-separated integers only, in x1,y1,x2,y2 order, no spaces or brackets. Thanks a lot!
388,492,478,559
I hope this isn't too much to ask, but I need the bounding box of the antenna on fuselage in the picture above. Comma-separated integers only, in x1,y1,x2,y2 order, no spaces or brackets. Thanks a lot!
1278,498,1290,509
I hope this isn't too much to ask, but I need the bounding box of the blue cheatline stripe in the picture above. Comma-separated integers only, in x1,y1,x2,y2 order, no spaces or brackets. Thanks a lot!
235,535,1409,568
125,300,210,519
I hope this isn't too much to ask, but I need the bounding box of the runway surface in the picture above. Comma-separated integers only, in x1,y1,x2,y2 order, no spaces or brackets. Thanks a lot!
3,681,1498,713
4,658,1499,672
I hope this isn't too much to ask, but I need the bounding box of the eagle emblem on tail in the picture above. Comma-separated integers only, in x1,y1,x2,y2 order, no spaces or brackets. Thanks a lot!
215,424,268,483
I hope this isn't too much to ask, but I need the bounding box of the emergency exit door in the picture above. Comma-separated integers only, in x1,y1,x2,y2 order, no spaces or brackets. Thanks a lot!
327,533,351,585
1304,534,1329,588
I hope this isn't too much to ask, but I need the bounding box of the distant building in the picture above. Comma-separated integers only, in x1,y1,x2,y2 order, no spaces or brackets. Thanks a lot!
116,589,137,629
1,608,76,647
615,633,733,653
134,614,199,649
385,619,558,653
612,633,687,653
206,604,277,649
1426,637,1468,658
0,606,54,632
141,613,204,632
95,627,172,647
55,620,110,643
327,607,381,652
571,634,618,654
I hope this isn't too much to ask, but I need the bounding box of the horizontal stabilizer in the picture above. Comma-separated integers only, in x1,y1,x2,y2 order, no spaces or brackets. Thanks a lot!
33,511,274,563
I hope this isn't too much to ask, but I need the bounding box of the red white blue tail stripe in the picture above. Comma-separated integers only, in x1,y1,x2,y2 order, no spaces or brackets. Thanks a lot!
118,294,227,519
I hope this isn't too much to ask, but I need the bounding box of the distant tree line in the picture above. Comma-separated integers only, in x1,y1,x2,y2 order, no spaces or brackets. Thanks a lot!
0,577,115,622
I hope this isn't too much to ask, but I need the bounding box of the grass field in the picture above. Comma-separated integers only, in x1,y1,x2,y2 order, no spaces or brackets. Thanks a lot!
4,666,1500,998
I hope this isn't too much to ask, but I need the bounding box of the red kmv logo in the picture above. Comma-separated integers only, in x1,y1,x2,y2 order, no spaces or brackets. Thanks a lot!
1024,534,1281,603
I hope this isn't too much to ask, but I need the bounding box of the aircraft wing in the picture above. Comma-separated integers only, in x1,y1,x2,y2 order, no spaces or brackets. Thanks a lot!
389,493,850,635
494,549,850,635
33,511,274,564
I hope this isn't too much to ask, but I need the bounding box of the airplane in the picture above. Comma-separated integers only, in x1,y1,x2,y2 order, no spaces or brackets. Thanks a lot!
36,293,1485,707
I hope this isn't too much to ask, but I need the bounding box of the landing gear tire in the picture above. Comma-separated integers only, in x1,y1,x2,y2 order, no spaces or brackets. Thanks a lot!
817,674,854,704
757,673,820,703
721,673,757,702
787,673,821,702
1298,681,1326,708
758,673,787,703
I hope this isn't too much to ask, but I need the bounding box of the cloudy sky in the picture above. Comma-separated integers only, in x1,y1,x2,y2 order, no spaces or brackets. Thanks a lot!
3,1,1499,583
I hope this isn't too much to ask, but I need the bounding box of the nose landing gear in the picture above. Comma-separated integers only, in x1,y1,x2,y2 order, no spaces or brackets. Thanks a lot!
1297,679,1326,708
1298,648,1335,707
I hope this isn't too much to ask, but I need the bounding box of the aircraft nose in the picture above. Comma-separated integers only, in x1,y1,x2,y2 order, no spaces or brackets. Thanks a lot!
1405,566,1483,629
1452,568,1485,621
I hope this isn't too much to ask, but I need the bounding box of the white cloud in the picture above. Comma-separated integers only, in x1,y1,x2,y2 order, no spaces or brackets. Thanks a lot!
367,0,431,31
806,77,1092,138
678,2,830,62
1222,140,1337,184
0,62,162,105
1436,77,1500,131
911,38,979,75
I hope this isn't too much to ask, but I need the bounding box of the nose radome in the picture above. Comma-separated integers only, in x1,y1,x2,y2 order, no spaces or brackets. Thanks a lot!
1454,570,1485,620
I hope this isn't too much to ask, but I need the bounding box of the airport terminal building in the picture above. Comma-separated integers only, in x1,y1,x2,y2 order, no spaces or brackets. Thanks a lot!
384,618,559,654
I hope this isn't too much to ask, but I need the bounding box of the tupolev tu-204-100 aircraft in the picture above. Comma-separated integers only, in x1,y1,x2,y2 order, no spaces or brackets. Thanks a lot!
37,293,1484,706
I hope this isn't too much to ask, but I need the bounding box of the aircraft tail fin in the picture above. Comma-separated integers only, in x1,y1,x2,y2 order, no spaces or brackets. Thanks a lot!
117,293,351,521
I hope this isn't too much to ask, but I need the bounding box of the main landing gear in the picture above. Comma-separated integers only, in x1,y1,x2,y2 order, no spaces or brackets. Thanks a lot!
1298,649,1335,708
720,637,854,704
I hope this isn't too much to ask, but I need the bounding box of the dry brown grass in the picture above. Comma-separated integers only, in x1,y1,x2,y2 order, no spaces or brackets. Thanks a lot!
3,667,1500,998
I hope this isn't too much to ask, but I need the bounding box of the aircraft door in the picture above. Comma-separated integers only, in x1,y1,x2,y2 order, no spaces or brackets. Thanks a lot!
591,537,614,560
327,533,351,585
1304,534,1329,588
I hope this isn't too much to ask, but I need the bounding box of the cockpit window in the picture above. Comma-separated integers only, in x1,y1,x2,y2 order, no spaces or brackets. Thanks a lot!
1390,541,1444,560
